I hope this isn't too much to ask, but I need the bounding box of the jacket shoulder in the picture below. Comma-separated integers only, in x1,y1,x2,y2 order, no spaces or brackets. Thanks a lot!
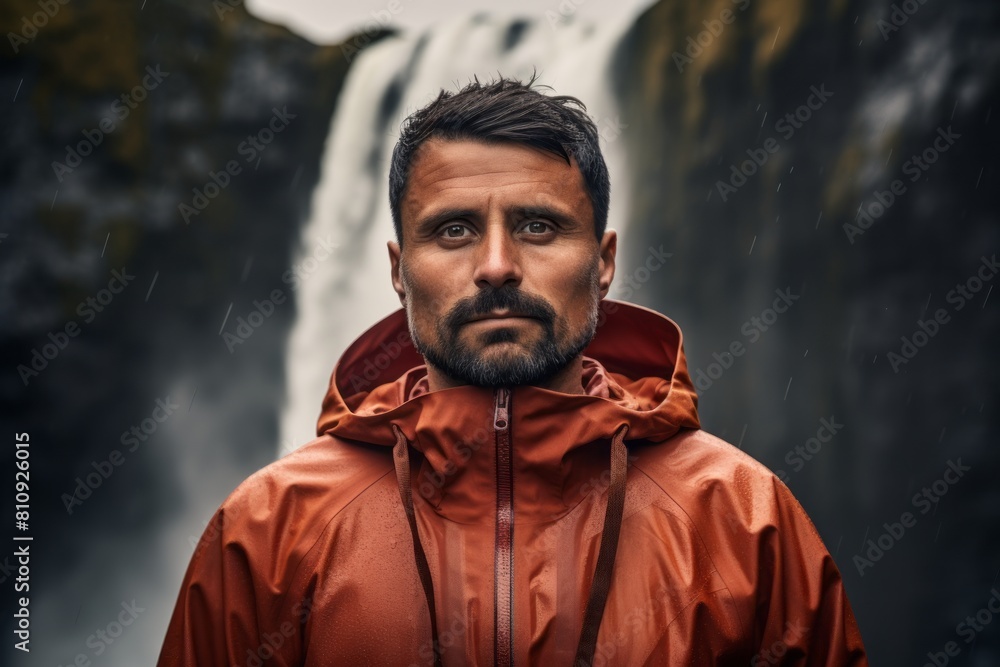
630,428,819,549
222,435,393,513
629,431,867,663
194,434,395,575
159,437,395,666
632,428,782,502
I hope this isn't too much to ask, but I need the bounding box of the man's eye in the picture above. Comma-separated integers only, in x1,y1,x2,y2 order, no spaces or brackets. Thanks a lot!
441,224,469,238
523,221,552,234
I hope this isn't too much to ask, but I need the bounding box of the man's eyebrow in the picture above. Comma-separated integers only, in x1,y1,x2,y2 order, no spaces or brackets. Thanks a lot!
414,208,478,235
509,205,577,226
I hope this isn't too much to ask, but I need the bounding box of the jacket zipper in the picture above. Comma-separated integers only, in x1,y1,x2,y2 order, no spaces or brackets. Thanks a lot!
493,387,513,667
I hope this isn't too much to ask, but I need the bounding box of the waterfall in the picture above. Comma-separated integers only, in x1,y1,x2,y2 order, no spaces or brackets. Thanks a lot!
279,10,644,451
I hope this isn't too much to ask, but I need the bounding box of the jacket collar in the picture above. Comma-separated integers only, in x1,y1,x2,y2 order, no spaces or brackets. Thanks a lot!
317,299,700,521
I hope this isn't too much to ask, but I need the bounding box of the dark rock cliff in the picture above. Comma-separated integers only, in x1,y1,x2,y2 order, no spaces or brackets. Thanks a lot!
0,0,387,661
613,0,999,661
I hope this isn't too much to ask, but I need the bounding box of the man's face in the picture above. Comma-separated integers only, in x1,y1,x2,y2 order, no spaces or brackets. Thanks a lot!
388,137,616,389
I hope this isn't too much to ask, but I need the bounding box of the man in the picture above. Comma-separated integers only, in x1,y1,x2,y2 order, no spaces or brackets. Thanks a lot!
157,75,868,666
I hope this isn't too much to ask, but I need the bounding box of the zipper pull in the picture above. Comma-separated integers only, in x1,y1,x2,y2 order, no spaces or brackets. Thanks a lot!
494,387,510,431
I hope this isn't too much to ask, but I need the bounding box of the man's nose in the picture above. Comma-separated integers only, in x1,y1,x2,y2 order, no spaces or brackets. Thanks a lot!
472,223,522,289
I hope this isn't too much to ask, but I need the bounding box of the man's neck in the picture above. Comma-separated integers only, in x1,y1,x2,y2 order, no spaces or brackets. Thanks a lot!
424,356,586,395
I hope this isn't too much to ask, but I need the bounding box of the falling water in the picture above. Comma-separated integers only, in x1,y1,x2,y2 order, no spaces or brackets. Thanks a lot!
279,10,645,450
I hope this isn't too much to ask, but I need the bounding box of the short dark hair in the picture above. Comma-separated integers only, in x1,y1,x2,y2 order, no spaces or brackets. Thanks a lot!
388,72,610,246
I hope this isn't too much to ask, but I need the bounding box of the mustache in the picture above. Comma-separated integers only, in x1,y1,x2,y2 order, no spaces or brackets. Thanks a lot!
444,285,556,330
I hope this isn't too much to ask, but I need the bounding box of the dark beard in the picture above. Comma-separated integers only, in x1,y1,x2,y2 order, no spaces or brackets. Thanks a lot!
409,278,599,389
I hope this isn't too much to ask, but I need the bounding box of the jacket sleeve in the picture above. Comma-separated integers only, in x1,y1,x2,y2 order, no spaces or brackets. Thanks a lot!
155,493,307,667
749,479,868,666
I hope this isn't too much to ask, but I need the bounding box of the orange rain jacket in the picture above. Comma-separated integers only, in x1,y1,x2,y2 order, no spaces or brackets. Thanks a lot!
157,300,868,666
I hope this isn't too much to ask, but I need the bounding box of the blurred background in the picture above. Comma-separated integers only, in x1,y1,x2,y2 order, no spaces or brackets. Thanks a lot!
1,0,998,664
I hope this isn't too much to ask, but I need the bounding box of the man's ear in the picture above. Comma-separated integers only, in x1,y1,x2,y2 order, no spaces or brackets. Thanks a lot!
388,241,406,307
598,229,617,299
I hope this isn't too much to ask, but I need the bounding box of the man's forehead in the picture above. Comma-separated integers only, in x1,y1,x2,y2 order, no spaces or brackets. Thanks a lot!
410,136,578,176
401,137,590,217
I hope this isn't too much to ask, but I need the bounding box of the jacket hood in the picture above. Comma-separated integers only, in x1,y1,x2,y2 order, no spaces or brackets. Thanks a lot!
317,299,700,449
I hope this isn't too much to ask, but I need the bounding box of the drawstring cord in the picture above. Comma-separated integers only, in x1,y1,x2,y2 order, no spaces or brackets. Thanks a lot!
391,422,630,667
392,424,443,667
574,423,629,667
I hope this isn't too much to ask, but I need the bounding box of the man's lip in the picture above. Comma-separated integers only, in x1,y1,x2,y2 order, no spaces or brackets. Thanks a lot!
465,313,538,323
